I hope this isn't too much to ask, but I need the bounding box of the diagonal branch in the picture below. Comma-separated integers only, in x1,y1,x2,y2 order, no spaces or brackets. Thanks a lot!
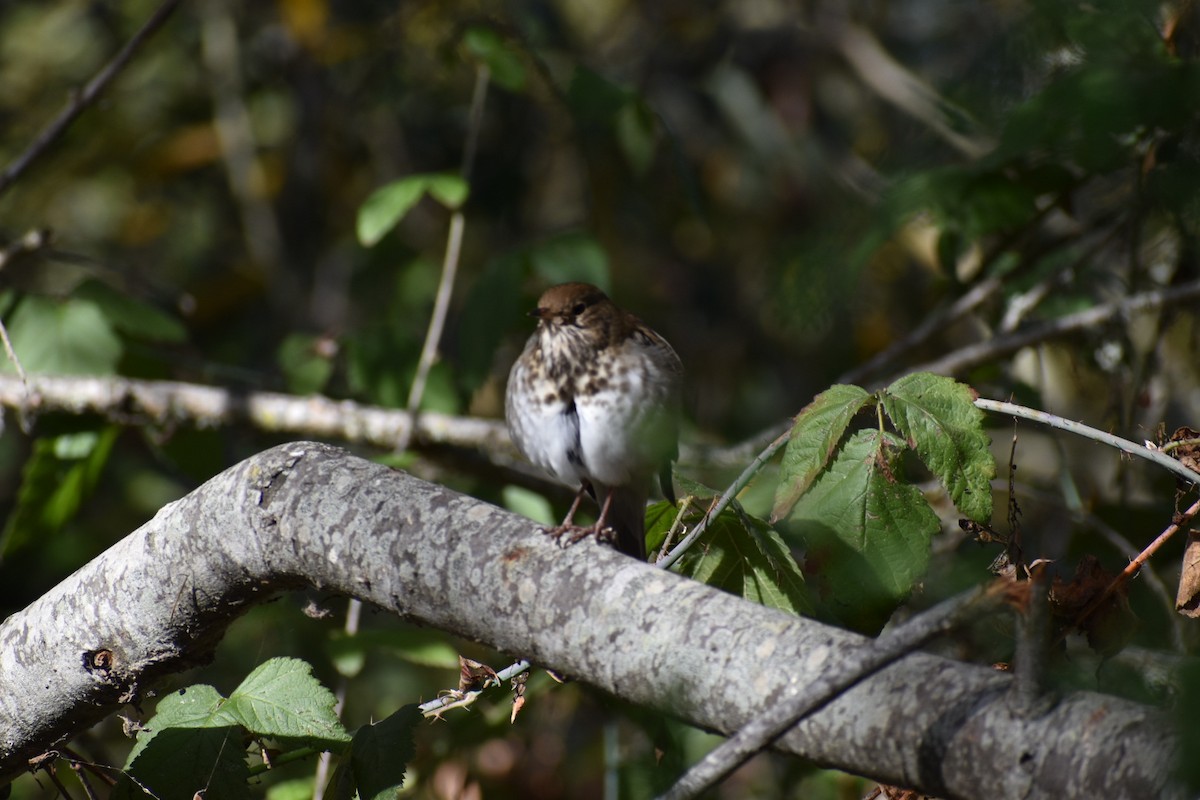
0,0,185,197
659,585,1002,800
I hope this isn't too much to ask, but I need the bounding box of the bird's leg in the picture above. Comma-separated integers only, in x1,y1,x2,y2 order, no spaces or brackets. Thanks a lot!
583,490,617,547
542,485,592,545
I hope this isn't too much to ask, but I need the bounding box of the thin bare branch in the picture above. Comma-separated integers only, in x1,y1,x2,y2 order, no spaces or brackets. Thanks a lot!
975,397,1200,488
400,64,490,450
0,373,514,458
904,278,1200,381
658,585,1003,800
0,0,185,197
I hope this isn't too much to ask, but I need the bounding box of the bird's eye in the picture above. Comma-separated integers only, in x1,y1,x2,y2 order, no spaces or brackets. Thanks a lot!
571,302,587,316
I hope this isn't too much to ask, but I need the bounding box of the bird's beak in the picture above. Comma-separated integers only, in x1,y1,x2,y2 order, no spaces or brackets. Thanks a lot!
529,308,545,319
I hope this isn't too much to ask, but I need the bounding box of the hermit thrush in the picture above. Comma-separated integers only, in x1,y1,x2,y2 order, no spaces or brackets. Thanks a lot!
505,282,683,560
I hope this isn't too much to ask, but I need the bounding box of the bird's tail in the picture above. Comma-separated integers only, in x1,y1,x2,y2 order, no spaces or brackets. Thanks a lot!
601,485,648,561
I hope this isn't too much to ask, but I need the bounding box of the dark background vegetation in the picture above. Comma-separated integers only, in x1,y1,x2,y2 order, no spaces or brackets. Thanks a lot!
2,0,1200,797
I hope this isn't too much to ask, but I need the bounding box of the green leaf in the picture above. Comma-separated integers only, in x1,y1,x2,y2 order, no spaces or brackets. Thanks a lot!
529,232,611,290
567,67,631,124
277,333,334,395
356,176,429,247
502,484,556,526
349,705,421,800
880,372,994,522
357,173,470,247
73,279,187,343
659,501,812,616
463,26,525,91
776,430,940,633
219,658,352,749
266,778,316,800
616,99,658,175
115,685,250,800
425,173,469,210
1,427,119,559
2,295,122,375
772,384,872,521
326,628,460,675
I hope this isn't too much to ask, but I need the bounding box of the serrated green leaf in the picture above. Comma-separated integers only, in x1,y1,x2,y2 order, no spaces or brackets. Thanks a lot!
772,384,872,521
115,684,250,800
776,429,940,633
463,26,525,91
880,372,994,522
2,295,122,375
220,657,351,749
349,705,421,800
74,279,187,343
425,172,469,210
667,504,812,616
356,176,429,246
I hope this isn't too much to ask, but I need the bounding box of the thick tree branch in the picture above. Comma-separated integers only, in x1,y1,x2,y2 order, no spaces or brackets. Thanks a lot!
0,443,1178,798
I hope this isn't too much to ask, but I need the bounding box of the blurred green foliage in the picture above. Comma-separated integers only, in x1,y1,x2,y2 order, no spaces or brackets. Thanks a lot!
2,0,1200,796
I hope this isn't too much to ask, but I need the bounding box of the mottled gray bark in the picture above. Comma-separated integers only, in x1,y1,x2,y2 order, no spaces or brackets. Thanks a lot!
0,442,1179,797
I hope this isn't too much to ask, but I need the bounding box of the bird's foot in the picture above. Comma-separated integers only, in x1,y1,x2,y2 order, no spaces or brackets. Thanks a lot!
540,523,603,548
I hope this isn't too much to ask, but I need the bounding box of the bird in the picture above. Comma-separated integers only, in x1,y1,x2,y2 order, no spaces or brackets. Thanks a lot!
505,282,683,560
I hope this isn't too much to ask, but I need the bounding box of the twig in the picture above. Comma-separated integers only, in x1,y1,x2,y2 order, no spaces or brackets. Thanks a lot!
0,0,185,197
828,21,993,159
1067,496,1200,640
657,427,791,570
43,763,80,800
656,585,1000,800
902,278,1200,381
200,0,286,280
312,597,362,800
974,398,1200,489
838,274,1002,387
417,659,530,718
400,64,490,451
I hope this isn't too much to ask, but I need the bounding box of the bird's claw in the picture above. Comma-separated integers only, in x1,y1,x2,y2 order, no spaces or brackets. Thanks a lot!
540,523,608,548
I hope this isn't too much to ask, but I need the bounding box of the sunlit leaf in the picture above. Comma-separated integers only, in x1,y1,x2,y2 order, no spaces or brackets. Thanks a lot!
880,372,994,522
772,384,872,521
502,484,556,526
357,176,429,246
776,429,939,633
220,657,352,749
115,684,249,800
3,295,122,375
74,279,187,343
424,172,469,210
463,26,525,91
662,501,812,616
